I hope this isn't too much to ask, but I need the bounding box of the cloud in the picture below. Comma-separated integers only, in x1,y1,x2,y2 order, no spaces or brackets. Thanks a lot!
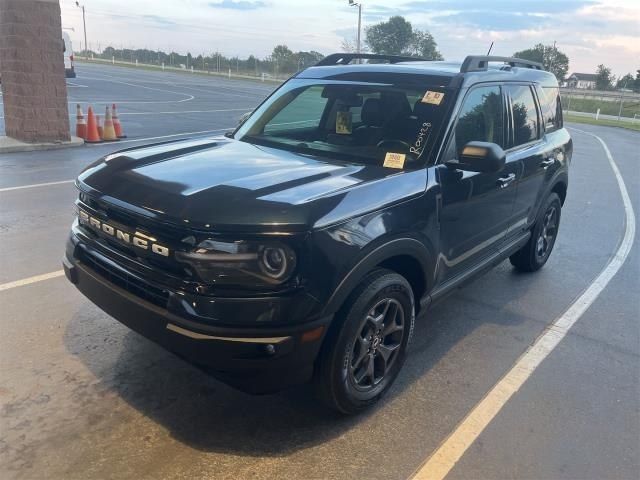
208,0,266,10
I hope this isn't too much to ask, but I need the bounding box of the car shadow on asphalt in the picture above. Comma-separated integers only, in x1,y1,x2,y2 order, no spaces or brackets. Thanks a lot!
63,262,542,456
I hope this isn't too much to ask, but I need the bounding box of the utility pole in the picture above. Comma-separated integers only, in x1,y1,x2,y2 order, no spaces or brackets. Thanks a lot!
348,1,362,55
75,2,88,59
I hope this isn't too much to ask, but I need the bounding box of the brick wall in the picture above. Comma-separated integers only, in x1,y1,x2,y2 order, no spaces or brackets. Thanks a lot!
0,0,70,143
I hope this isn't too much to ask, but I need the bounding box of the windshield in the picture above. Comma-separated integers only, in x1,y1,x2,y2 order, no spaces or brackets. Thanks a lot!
234,79,451,168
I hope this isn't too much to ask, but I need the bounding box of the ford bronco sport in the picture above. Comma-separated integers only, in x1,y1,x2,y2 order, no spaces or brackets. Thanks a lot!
64,54,571,413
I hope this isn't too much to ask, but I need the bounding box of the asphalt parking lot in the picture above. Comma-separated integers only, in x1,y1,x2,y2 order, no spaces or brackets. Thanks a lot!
1,63,639,480
0,62,274,142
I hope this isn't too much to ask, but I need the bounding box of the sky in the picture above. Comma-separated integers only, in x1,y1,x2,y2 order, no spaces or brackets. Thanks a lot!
60,0,640,77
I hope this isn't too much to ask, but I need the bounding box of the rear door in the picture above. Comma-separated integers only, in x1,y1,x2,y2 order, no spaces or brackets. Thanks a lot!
503,84,546,237
435,84,519,282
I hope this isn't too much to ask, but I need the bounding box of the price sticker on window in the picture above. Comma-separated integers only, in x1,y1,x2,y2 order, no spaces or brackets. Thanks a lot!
421,90,445,105
383,152,406,169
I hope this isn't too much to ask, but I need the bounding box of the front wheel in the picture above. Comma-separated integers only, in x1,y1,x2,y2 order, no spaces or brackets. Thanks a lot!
315,269,415,414
510,192,562,272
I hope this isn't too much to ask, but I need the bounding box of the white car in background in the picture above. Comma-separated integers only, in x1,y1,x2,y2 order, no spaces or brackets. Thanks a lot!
63,32,75,78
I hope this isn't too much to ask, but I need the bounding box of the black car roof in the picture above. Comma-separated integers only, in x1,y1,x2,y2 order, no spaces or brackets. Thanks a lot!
297,58,558,89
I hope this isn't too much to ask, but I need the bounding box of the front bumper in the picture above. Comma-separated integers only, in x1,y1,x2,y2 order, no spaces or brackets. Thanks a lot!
64,234,331,394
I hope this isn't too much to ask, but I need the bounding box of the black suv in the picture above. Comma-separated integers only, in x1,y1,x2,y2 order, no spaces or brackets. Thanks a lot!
64,54,571,413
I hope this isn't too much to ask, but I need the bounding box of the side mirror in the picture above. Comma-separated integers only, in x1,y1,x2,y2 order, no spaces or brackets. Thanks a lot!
445,141,506,173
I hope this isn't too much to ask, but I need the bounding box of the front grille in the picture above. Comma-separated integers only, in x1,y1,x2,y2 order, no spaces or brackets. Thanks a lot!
80,249,170,308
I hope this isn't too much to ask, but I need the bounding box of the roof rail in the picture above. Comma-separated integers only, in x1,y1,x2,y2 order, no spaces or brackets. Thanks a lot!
315,53,426,66
460,56,543,73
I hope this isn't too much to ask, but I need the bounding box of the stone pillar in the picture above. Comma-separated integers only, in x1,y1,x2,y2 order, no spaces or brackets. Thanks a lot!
0,0,70,143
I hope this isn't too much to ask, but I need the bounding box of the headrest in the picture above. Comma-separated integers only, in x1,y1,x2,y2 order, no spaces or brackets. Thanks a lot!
361,98,384,127
413,99,439,119
381,91,412,119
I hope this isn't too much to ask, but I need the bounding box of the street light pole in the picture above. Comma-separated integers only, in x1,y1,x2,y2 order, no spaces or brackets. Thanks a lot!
75,2,88,59
348,1,362,55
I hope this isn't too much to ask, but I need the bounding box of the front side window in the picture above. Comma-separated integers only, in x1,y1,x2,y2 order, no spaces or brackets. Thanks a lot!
264,86,327,133
506,85,539,146
450,85,504,156
234,79,452,168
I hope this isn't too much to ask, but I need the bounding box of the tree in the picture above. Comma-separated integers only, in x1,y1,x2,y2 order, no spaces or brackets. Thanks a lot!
365,15,442,59
513,43,569,81
408,31,443,60
616,73,634,90
365,16,414,55
271,44,294,72
635,69,640,93
595,64,614,91
341,37,369,54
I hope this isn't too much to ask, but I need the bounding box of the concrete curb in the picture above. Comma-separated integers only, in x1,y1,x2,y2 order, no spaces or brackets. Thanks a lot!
0,136,84,154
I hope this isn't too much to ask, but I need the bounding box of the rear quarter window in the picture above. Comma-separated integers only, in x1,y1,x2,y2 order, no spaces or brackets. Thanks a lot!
536,85,562,133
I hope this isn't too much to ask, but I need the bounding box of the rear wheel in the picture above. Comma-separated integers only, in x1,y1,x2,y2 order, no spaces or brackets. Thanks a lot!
510,192,562,272
315,269,415,414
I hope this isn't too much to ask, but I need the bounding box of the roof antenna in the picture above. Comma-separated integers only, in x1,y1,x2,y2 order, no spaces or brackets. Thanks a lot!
486,41,494,55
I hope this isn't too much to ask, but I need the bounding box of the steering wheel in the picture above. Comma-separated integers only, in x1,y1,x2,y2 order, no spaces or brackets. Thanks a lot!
376,139,412,153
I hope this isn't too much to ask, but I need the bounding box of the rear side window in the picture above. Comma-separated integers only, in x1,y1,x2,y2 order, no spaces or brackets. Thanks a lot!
451,85,504,155
506,85,539,147
536,86,562,133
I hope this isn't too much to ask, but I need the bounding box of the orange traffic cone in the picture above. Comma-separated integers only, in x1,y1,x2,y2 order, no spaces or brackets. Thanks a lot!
112,104,126,138
85,106,102,143
97,115,103,140
75,104,87,139
102,105,118,141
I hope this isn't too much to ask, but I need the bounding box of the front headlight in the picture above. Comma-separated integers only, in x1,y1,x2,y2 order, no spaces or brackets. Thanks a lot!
175,239,297,287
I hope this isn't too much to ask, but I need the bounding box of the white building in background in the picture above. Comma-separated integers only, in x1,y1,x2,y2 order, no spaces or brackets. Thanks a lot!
567,73,597,89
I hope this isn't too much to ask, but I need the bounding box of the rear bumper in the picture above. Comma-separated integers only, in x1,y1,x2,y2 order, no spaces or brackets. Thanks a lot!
64,236,331,394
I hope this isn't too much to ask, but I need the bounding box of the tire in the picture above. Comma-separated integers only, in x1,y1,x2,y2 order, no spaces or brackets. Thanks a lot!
510,192,562,272
315,268,415,414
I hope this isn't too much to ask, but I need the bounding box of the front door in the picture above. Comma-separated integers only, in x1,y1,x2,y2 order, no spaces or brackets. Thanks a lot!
435,84,519,283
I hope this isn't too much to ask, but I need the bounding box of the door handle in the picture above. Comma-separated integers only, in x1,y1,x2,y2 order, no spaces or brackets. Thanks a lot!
540,158,555,169
496,173,516,188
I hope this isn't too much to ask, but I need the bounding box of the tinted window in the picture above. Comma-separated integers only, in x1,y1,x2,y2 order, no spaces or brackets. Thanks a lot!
452,86,503,155
235,79,451,168
264,86,328,133
507,85,539,146
536,86,562,133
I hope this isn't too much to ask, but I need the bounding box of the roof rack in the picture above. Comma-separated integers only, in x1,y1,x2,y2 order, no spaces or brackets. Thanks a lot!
315,53,426,66
460,56,543,73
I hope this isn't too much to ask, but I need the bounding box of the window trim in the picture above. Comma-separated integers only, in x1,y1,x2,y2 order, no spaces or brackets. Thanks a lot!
438,82,505,165
504,83,542,153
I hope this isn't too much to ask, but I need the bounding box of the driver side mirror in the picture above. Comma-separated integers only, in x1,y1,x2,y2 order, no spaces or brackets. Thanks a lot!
445,141,506,173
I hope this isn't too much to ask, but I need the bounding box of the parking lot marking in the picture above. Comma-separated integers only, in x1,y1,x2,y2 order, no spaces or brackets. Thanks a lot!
0,270,65,292
88,127,233,145
410,128,635,480
0,179,74,193
118,108,252,116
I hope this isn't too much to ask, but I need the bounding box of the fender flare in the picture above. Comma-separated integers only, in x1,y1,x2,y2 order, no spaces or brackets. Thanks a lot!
320,237,435,317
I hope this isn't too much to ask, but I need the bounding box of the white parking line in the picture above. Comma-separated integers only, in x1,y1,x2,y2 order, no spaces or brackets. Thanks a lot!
411,128,635,480
88,127,232,145
118,108,252,116
0,179,74,193
0,270,65,292
0,129,233,193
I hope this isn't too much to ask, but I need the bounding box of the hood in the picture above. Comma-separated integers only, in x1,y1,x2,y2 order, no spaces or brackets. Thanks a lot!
77,137,427,233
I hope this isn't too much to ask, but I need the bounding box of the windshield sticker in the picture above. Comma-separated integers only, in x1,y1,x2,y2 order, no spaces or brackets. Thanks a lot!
421,90,445,105
336,111,353,134
383,152,406,169
410,122,432,156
